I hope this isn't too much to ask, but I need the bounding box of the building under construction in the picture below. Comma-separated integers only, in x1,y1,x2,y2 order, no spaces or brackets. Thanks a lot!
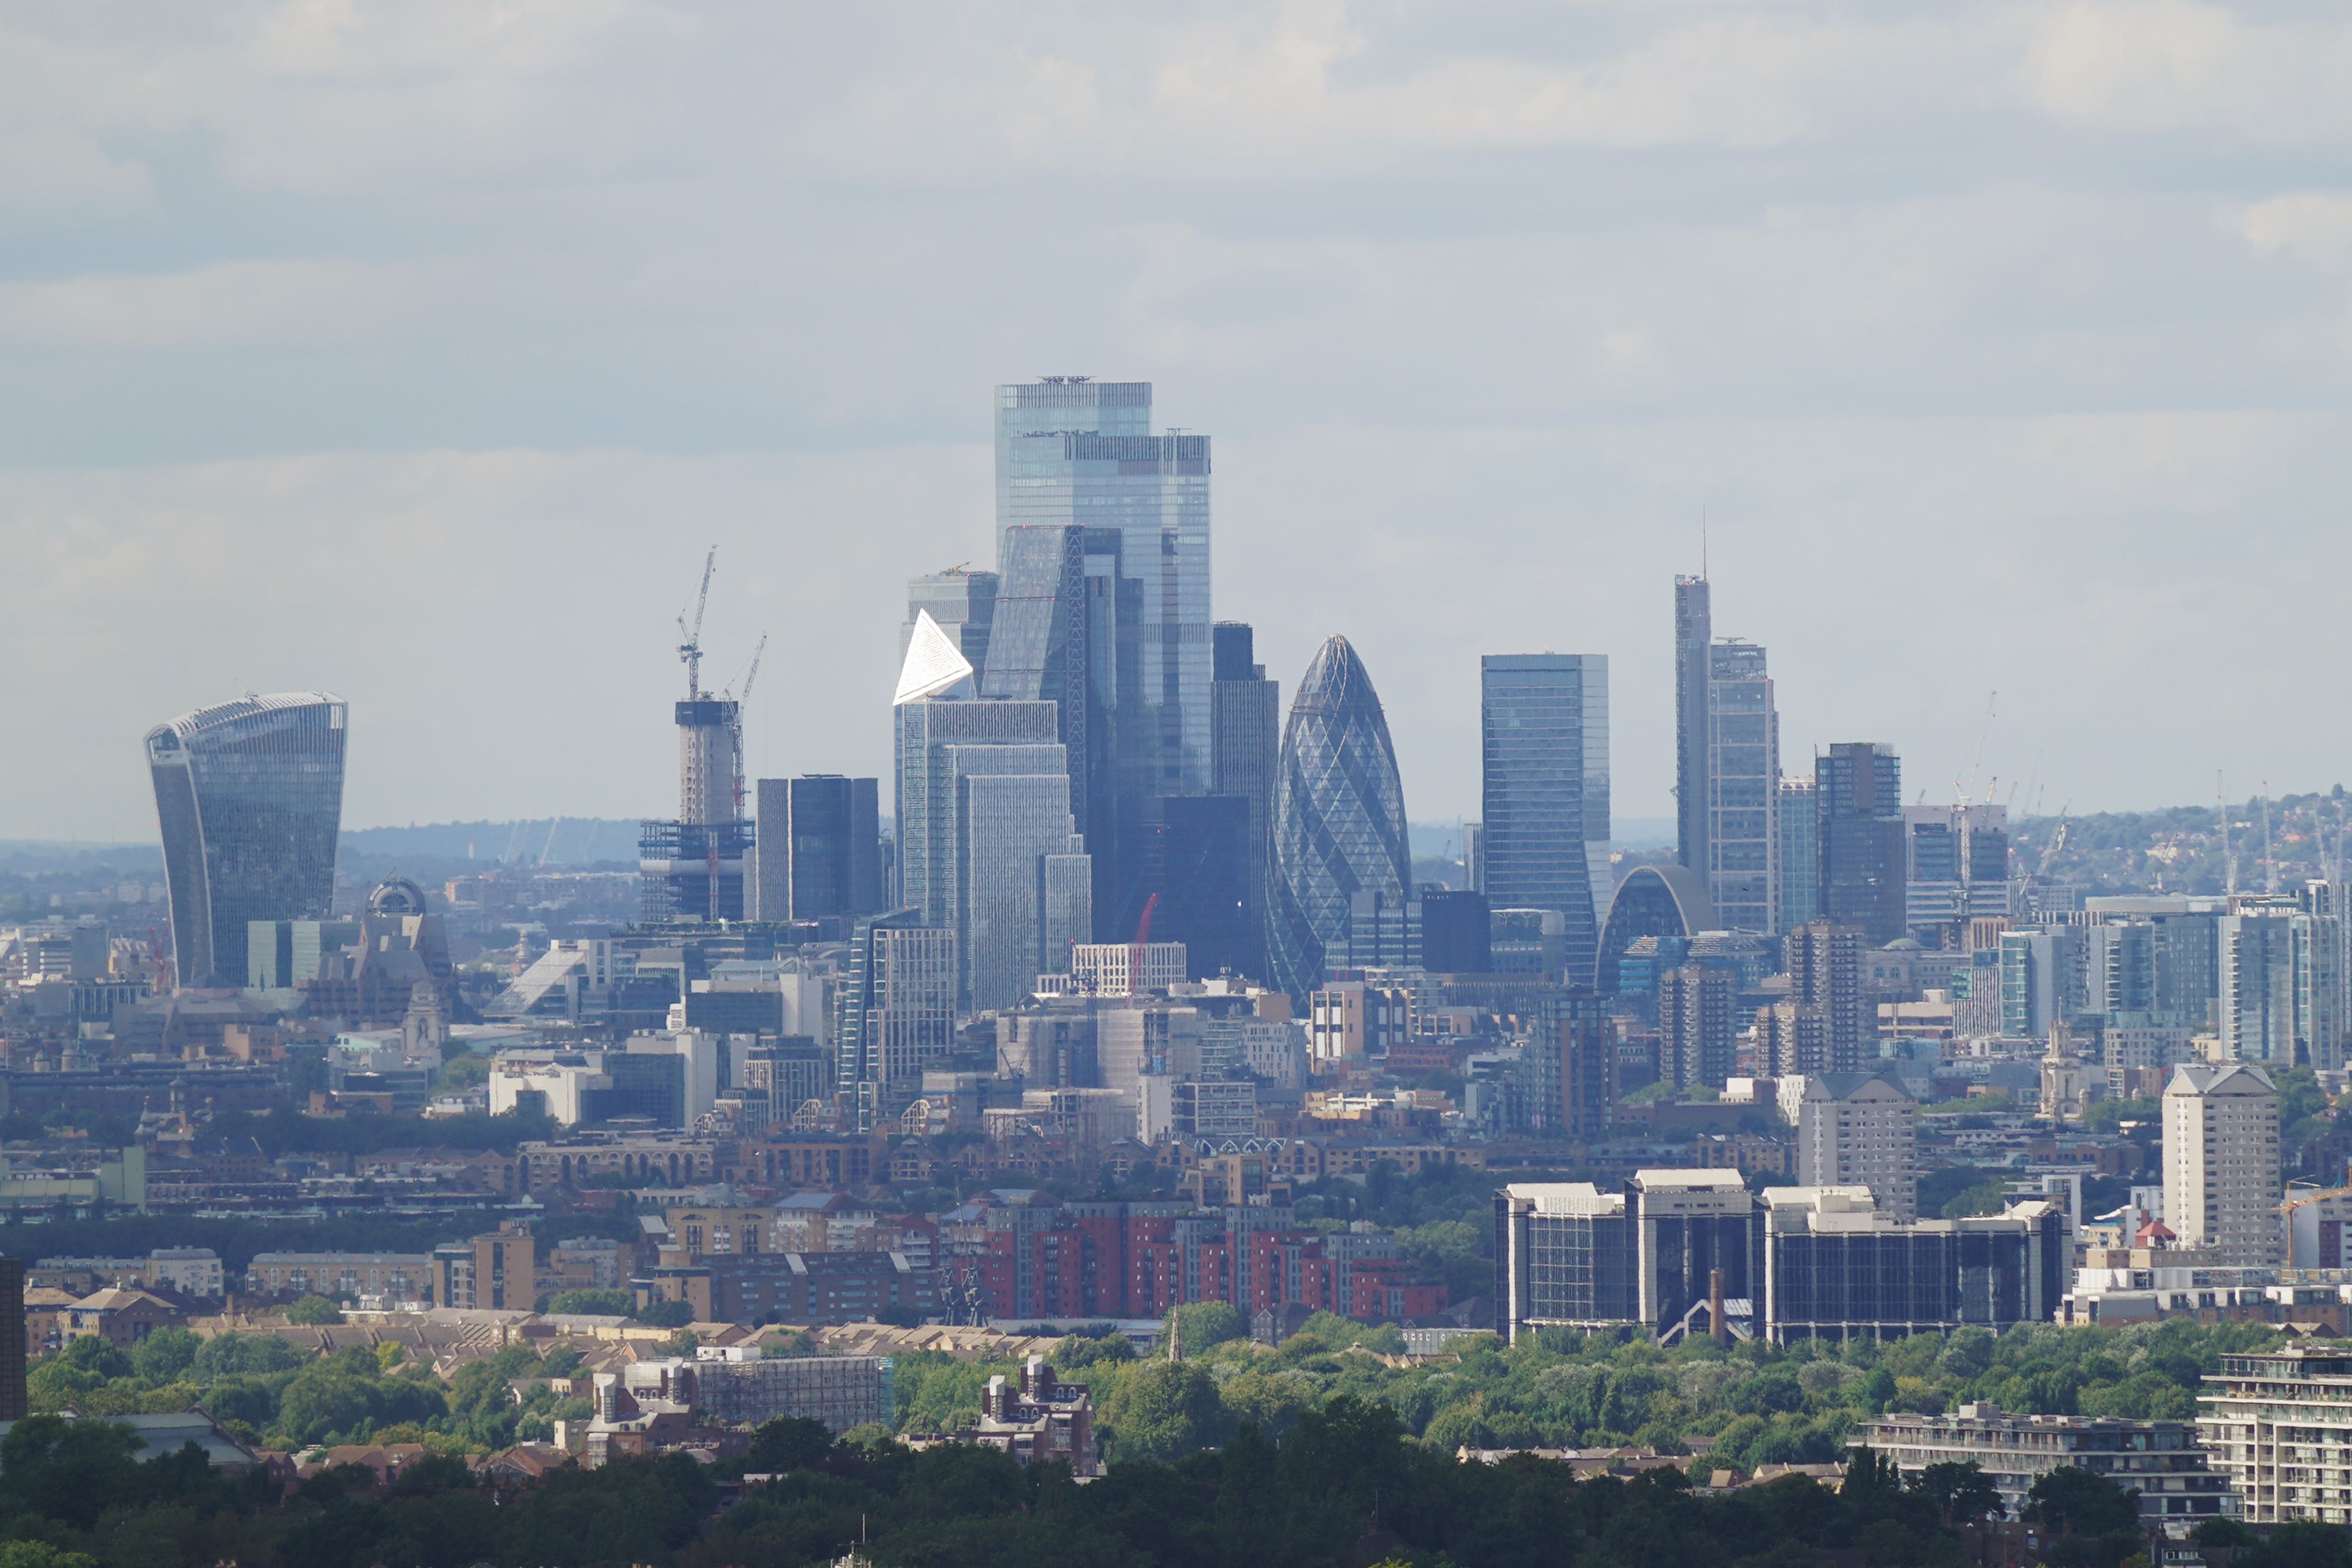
641,550,757,923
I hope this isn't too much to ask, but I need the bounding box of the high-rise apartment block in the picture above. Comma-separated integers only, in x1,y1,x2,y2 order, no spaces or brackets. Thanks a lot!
1789,1073,1917,1221
2164,1062,2282,1266
1816,743,1907,944
753,776,882,927
1659,965,1737,1089
837,909,957,1100
1777,776,1819,930
1781,920,1868,1074
1705,639,1778,934
1480,654,1610,986
146,693,349,988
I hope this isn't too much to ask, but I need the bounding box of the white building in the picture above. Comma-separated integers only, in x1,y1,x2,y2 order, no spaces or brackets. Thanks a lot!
1789,1073,1919,1221
2199,1348,2352,1525
2164,1061,2281,1266
1071,942,1187,997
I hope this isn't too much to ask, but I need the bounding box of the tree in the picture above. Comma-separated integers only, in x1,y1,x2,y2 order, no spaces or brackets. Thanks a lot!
1164,1302,1246,1354
632,1300,693,1328
283,1294,345,1325
548,1289,633,1316
2243,1521,2352,1568
129,1326,200,1383
1913,1460,2001,1525
192,1332,307,1380
745,1416,834,1473
2024,1466,2138,1537
1098,1363,1223,1464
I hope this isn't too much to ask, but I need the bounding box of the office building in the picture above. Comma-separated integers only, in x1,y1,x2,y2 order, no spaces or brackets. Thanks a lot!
1107,794,1255,980
1480,654,1611,987
1211,622,1281,975
1777,776,1819,931
837,910,957,1100
1816,743,1906,944
994,379,1211,805
1790,1073,1917,1221
2199,1348,2352,1525
1674,574,1711,883
1659,966,1737,1089
1421,890,1493,974
903,568,997,695
1269,636,1410,998
1463,822,1484,892
1595,864,1714,997
2164,1062,2282,1266
1306,980,1414,1071
2218,909,2297,1066
752,776,882,927
1071,943,1187,997
146,692,348,988
2000,926,2083,1039
1863,1407,2231,1534
1705,639,1777,934
979,524,1115,893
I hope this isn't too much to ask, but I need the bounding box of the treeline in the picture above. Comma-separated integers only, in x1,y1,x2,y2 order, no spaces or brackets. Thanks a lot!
6,1403,2347,1568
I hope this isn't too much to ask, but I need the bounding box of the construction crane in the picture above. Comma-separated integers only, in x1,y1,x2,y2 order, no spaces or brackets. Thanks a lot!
2032,801,2071,897
727,633,767,823
678,546,716,699
1956,690,1996,808
537,815,565,868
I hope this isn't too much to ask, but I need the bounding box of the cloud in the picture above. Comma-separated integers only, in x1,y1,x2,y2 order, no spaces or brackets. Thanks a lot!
2020,1,2352,143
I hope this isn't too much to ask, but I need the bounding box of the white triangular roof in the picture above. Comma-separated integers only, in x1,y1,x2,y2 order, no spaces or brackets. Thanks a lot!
894,610,975,706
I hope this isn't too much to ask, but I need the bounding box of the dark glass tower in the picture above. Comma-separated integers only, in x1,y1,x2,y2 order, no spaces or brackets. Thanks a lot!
1269,636,1410,998
1211,621,1279,978
146,693,347,989
1674,575,1711,881
1817,743,1907,944
753,776,882,927
1480,654,1611,985
1107,794,1256,978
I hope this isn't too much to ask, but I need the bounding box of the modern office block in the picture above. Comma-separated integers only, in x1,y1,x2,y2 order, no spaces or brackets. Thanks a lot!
903,568,997,694
894,692,1059,937
754,776,882,926
1269,636,1411,998
837,909,957,1103
1421,890,1493,974
1816,743,1906,944
1595,864,1713,996
1792,1073,1917,1221
1480,654,1610,986
994,379,1211,804
146,692,348,989
1777,776,1819,931
1211,621,1281,976
2000,927,2082,1039
1674,574,1711,882
1706,639,1777,934
2164,1062,2282,1266
959,762,1090,1013
1105,795,1255,981
980,524,1116,863
1659,966,1737,1089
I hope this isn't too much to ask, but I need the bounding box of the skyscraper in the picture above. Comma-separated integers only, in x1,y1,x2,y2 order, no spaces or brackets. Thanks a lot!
1777,776,1819,930
1269,636,1411,998
1659,965,1737,1089
837,907,956,1102
1211,621,1280,976
1817,743,1907,944
1480,654,1611,986
2164,1062,2282,1265
1785,920,1868,1073
1107,795,1256,980
980,524,1115,861
904,568,998,691
1706,639,1777,934
752,776,882,927
1674,575,1711,881
994,379,1212,803
146,693,348,988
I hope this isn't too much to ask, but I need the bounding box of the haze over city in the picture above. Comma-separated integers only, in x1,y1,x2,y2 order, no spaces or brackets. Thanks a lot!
5,3,2351,840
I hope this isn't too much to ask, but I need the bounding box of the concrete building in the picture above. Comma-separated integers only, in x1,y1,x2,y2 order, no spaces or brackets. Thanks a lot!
1071,943,1187,997
1861,1405,2231,1535
1788,1073,1917,1221
435,1223,536,1312
2164,1061,2282,1266
1658,966,1737,1089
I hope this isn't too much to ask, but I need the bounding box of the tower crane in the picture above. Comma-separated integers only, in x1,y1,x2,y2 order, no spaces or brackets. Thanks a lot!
678,546,716,699
727,634,767,822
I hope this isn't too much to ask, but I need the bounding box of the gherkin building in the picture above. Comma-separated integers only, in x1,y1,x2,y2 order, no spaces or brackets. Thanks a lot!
1269,635,1411,997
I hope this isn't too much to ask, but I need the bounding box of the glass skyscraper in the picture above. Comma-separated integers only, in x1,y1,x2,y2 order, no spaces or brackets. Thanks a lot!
1480,654,1611,986
1674,575,1711,880
1706,639,1778,934
1269,636,1410,998
146,692,348,989
993,378,1213,803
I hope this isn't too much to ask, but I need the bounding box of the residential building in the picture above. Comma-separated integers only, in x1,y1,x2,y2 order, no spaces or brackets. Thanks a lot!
0,1257,21,1422
1862,1406,2231,1535
1269,636,1411,998
244,1252,434,1304
435,1223,536,1312
951,1354,1099,1476
837,909,955,1102
1777,776,1819,931
2218,909,2298,1066
2164,1062,2282,1266
1790,1073,1917,1221
1480,653,1612,986
145,692,348,988
2199,1348,2352,1525
1781,921,1868,1074
1659,966,1737,1089
1308,981,1414,1071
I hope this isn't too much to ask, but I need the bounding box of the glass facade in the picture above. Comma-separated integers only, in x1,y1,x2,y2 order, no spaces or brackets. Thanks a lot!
1707,640,1777,934
1777,776,1819,931
1596,864,1714,997
1107,794,1256,980
1817,742,1907,944
754,775,882,925
894,698,1058,927
1269,636,1411,998
1674,575,1711,880
994,379,1213,803
146,692,347,988
958,764,1087,1014
1480,654,1611,985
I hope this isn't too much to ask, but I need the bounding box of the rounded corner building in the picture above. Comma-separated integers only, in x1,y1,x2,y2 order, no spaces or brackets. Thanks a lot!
1269,635,1409,998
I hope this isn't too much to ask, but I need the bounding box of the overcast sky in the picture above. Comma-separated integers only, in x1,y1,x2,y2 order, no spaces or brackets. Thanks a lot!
4,1,2350,841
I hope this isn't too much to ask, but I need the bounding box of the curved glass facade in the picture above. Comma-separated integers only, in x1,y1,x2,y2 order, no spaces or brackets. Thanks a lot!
146,693,347,988
1269,636,1409,998
1596,863,1715,995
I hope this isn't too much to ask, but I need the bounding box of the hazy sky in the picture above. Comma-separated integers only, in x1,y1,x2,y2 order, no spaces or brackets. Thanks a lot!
5,1,2350,841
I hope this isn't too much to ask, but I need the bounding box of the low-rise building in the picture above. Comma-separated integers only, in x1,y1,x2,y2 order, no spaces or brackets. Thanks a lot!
943,1354,1097,1476
244,1252,435,1305
1860,1404,2233,1536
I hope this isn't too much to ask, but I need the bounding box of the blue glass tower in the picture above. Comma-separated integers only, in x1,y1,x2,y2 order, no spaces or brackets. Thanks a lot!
146,692,348,989
1269,636,1410,998
1481,654,1611,985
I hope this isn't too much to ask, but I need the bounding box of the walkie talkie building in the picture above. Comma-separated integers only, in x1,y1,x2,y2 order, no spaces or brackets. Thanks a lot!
146,692,348,988
1269,635,1410,999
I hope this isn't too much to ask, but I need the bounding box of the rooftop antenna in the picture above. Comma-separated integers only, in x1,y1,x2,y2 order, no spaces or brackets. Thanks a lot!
1959,689,1996,808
